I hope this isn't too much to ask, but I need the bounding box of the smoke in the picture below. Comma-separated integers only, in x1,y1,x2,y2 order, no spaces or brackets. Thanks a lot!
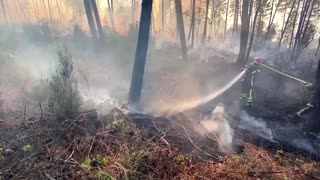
148,70,246,115
199,105,234,153
238,110,274,142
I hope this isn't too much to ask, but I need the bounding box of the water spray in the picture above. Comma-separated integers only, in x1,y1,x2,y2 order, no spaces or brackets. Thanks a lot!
161,70,246,114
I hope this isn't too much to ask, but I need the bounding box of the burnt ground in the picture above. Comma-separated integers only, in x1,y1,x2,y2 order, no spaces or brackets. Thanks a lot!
139,53,320,159
1,52,320,179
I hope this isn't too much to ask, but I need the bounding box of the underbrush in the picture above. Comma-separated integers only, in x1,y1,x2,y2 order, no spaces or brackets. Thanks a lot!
0,107,319,180
47,48,81,121
0,108,189,179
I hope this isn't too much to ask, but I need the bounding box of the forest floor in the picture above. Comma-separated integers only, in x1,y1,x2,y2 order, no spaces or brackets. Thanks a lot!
0,107,320,180
1,48,320,179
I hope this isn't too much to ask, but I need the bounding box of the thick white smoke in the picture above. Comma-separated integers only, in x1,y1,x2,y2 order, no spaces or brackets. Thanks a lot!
200,105,234,153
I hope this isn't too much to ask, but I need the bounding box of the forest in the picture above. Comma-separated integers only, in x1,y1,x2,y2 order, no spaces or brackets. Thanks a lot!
0,0,320,179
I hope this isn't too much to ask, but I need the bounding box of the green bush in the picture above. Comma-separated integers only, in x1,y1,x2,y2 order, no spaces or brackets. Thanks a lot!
47,48,81,121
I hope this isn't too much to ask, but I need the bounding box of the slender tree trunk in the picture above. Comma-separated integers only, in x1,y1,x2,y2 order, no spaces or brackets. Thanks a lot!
191,0,196,48
187,0,193,41
289,0,300,52
315,38,320,56
278,0,296,49
47,0,53,21
13,0,21,23
236,0,250,65
245,0,262,62
40,0,48,21
84,0,98,39
32,0,39,20
196,0,202,43
56,0,62,21
202,0,210,45
0,0,8,23
175,0,188,60
265,0,280,41
292,0,315,63
132,0,136,25
107,0,115,31
209,1,214,40
128,0,153,107
267,0,275,30
91,0,104,40
224,0,230,39
18,0,29,23
162,0,165,31
235,0,239,31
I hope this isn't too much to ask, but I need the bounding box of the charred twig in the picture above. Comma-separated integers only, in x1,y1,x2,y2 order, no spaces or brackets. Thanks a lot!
174,121,217,159
39,103,43,121
151,119,172,153
23,104,27,122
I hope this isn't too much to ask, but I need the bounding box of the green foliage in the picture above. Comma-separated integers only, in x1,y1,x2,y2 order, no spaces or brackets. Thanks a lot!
47,48,81,121
120,149,152,174
23,145,32,152
176,154,187,169
97,171,114,180
96,155,109,167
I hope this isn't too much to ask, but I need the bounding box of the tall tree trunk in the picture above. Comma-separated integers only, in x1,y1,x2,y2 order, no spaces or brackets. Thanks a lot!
315,38,320,56
175,0,188,60
40,0,48,21
91,0,104,40
191,0,196,48
13,0,22,23
18,0,29,23
236,0,250,65
162,0,165,31
132,0,136,25
128,0,153,107
47,0,53,21
187,0,193,41
224,0,230,39
209,1,214,40
289,0,300,52
245,0,262,62
278,0,296,49
1,0,8,24
292,0,315,63
196,0,202,43
32,0,39,20
84,0,98,39
202,0,210,45
56,0,62,21
211,1,216,39
0,0,8,23
107,0,115,31
265,0,280,41
235,0,239,31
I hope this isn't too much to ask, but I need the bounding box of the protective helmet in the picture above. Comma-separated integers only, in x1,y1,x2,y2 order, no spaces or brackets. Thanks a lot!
254,57,264,64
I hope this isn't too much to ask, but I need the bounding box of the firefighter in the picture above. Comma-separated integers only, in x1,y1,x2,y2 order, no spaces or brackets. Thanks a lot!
240,57,264,111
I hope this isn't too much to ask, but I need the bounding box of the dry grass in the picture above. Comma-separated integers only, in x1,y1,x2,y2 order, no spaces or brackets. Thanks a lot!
0,108,319,180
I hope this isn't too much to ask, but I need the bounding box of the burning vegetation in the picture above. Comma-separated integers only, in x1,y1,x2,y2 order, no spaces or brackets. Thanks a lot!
0,0,320,179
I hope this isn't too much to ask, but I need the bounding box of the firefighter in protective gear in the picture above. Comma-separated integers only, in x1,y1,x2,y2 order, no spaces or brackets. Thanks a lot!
240,57,263,110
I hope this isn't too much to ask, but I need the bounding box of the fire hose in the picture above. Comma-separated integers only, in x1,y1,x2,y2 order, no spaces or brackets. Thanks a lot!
260,63,313,87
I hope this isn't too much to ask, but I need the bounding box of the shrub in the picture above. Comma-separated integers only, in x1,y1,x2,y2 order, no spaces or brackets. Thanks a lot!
47,48,81,121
